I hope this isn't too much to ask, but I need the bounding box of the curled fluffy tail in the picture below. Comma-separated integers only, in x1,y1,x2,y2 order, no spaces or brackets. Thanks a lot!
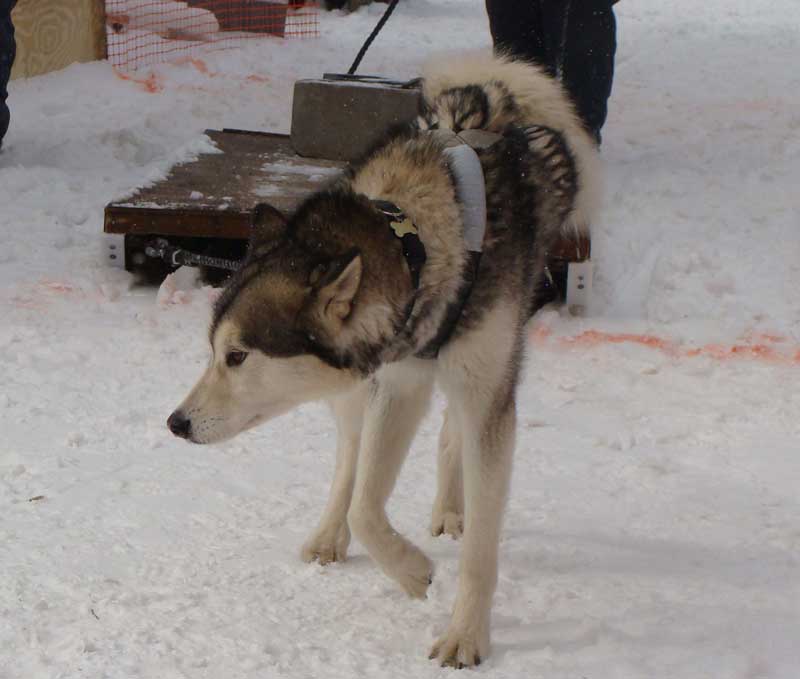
420,50,603,235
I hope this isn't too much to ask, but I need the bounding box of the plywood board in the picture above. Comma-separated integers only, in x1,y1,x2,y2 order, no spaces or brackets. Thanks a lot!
11,0,106,80
104,130,345,239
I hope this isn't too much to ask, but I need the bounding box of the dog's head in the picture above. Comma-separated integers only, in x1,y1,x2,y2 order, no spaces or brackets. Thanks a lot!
167,196,411,444
167,202,375,444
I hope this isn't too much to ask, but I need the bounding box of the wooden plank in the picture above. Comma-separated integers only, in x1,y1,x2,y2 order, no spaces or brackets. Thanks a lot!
104,206,252,239
93,0,108,60
104,130,345,238
549,233,591,262
185,0,289,36
11,0,107,80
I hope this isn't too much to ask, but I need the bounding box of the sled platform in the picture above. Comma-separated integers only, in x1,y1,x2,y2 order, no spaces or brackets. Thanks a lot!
103,128,590,291
103,129,344,277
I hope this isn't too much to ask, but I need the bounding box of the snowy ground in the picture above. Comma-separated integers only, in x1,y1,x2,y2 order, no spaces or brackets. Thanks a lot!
1,1,799,677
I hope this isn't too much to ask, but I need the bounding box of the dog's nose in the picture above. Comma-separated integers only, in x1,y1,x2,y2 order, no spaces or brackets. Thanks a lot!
167,411,191,439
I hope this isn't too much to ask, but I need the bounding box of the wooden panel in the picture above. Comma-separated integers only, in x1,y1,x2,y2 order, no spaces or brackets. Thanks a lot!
549,233,591,261
105,206,252,239
11,0,106,80
105,130,346,239
185,1,288,36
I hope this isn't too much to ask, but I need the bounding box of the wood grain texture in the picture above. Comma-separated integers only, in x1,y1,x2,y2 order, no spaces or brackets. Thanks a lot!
11,0,106,80
105,130,346,239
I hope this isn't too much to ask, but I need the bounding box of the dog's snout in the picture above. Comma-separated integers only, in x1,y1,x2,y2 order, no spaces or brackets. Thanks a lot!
167,411,191,439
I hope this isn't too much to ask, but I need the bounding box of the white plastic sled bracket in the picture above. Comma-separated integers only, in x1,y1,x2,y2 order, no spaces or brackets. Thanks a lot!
566,259,593,315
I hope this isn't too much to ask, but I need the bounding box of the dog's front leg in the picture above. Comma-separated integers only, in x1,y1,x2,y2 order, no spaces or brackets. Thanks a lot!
301,382,369,565
347,361,435,598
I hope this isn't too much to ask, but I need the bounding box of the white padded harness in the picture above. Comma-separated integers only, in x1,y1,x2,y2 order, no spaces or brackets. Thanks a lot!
433,128,502,254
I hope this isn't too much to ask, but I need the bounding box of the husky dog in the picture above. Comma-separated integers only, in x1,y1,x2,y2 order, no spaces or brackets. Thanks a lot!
168,51,600,667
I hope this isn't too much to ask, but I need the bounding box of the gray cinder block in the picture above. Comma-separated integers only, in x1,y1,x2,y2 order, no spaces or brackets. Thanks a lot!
291,75,423,161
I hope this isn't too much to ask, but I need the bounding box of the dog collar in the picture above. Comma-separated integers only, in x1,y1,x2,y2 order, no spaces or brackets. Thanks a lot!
372,199,427,289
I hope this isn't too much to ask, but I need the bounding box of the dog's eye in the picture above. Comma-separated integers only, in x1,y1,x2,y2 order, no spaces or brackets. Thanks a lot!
226,351,248,367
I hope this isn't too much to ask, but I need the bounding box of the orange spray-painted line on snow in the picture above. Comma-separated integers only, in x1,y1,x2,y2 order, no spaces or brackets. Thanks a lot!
113,68,164,93
685,342,791,363
113,62,269,92
531,327,800,366
39,280,76,294
560,330,679,356
175,57,211,78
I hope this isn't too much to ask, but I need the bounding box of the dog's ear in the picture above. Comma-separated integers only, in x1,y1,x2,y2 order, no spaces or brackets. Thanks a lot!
248,203,288,257
313,249,362,323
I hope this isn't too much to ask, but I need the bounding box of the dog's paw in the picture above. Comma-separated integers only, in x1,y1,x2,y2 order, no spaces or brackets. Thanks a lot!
301,526,350,565
431,510,463,539
301,540,346,565
387,544,434,599
429,626,488,669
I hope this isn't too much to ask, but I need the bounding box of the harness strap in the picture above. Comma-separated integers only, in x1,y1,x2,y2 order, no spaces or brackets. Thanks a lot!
372,130,501,358
415,251,481,359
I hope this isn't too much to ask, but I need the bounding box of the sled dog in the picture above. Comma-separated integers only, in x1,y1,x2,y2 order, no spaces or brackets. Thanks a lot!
168,50,601,667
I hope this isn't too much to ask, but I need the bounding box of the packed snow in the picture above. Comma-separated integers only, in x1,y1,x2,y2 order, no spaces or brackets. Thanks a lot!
1,1,798,678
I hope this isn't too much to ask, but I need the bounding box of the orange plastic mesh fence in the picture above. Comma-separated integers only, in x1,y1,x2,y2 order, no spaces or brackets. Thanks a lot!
106,1,319,70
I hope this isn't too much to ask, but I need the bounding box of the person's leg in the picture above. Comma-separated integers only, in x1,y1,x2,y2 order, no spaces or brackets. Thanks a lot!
486,0,616,142
557,0,617,142
0,0,17,148
485,0,548,72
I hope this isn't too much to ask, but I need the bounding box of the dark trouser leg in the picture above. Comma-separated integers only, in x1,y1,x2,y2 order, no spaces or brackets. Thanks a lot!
0,0,17,146
559,1,616,142
485,0,548,70
485,0,616,142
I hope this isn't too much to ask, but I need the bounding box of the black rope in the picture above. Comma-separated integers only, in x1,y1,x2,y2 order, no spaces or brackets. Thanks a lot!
145,239,241,271
178,251,240,271
347,0,401,75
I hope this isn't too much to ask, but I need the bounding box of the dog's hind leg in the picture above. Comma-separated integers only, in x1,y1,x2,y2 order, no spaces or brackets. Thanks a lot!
348,360,435,599
430,303,519,668
301,382,369,565
431,408,464,539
